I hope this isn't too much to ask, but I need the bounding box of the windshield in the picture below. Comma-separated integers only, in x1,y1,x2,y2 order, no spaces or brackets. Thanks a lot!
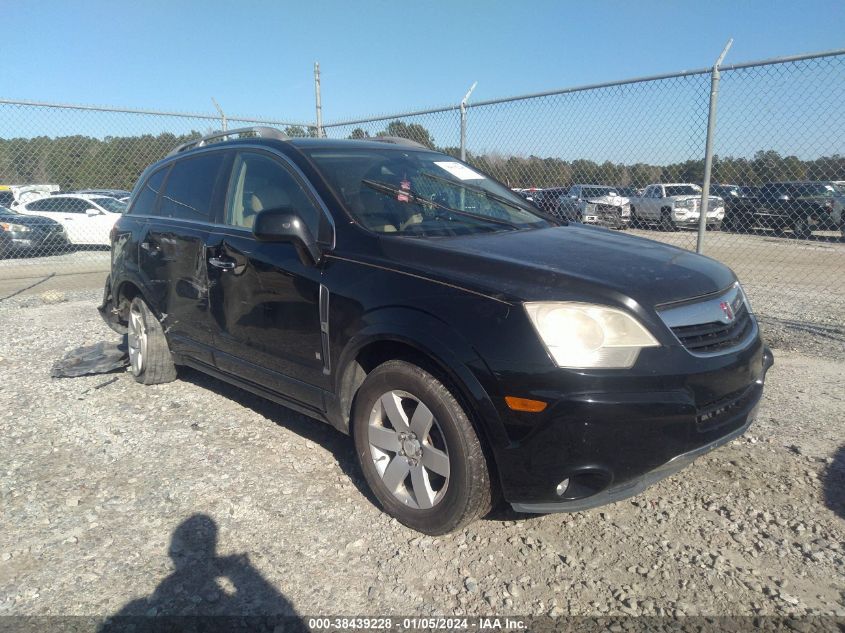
304,148,552,236
794,183,838,198
92,197,128,213
581,187,618,198
0,205,20,215
664,185,701,196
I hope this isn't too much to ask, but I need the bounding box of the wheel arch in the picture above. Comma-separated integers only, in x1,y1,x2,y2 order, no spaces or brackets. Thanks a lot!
332,326,508,491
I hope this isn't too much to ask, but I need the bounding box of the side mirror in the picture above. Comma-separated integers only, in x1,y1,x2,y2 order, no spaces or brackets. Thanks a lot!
253,208,321,264
86,208,102,216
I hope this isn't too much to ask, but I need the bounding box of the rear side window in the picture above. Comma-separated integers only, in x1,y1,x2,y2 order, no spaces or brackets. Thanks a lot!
160,153,226,221
129,168,167,215
25,198,58,212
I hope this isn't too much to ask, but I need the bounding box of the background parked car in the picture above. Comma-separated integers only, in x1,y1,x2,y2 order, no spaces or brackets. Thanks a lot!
556,184,631,229
0,184,60,209
73,188,132,203
16,194,127,246
629,183,723,231
723,182,840,238
0,205,68,257
531,187,569,214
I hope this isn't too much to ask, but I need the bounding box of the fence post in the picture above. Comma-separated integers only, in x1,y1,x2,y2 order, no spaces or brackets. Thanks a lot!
696,39,733,253
211,97,227,131
314,62,324,138
459,82,477,161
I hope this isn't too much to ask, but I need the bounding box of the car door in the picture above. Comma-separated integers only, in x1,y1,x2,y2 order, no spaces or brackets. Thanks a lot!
205,149,328,411
137,150,230,366
58,197,112,245
18,198,76,240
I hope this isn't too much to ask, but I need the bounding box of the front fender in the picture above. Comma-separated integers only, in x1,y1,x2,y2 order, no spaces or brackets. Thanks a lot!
331,306,510,451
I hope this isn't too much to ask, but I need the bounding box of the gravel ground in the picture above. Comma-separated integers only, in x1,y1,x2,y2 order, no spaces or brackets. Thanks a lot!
0,289,843,620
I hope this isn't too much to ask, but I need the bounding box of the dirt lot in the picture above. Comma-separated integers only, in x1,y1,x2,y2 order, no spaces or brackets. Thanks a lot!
0,287,843,622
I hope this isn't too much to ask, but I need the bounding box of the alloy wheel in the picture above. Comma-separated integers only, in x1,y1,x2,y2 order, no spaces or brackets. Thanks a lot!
367,390,451,510
127,303,148,376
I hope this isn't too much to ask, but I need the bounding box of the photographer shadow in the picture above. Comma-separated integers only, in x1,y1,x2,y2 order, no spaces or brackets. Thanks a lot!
824,445,845,519
99,514,306,632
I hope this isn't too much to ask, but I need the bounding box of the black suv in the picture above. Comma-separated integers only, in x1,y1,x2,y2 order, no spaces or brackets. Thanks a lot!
722,181,839,238
100,128,773,534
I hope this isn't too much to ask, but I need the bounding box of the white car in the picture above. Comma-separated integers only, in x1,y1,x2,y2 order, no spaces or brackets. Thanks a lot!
629,183,724,231
17,194,126,246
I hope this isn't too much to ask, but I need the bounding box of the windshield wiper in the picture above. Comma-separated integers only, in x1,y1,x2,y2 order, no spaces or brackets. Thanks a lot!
419,171,537,215
360,179,520,229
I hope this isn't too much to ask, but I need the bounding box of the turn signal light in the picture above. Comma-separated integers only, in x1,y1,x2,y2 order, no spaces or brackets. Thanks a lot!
505,396,547,412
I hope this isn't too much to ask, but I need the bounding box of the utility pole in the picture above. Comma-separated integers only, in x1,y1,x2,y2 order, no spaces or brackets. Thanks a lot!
211,97,227,132
314,62,323,138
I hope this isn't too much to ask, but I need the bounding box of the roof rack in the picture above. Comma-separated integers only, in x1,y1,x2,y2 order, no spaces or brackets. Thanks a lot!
167,126,289,157
370,136,430,150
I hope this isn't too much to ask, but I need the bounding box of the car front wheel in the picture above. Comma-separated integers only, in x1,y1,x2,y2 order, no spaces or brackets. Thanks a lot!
352,360,493,534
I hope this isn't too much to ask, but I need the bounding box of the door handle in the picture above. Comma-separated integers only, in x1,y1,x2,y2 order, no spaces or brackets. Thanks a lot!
208,256,236,271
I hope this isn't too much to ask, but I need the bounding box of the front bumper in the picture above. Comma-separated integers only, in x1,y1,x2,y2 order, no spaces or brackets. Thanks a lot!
498,340,773,512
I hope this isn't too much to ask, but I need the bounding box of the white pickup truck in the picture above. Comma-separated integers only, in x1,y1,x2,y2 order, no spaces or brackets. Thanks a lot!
629,183,724,231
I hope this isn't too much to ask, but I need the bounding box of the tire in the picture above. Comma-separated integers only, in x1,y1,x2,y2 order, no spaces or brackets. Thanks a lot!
127,296,177,385
791,216,812,240
707,221,722,232
630,207,641,228
660,209,677,232
352,360,492,535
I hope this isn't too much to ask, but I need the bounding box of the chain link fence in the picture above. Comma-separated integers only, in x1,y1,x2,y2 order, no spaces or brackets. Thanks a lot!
1,50,844,324
323,49,845,323
0,100,310,277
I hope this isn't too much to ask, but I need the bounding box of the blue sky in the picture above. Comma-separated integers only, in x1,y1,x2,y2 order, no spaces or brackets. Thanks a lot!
2,0,844,123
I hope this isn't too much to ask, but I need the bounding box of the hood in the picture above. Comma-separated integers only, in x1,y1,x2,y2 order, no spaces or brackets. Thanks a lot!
0,213,61,228
377,224,736,307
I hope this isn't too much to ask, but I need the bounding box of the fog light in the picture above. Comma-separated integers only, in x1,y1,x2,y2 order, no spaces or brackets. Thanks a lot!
555,479,570,497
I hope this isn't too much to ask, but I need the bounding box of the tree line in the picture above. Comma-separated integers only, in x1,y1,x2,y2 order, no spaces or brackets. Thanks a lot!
1,121,843,192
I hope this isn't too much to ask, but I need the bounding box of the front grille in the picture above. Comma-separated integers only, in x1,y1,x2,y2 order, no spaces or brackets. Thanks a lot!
595,204,622,219
670,302,753,353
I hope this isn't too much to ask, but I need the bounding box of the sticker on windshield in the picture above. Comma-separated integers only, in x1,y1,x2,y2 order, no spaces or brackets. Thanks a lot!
434,161,485,181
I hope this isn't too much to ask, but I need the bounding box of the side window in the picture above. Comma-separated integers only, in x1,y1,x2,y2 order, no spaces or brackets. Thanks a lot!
62,198,90,214
160,153,226,221
224,152,321,238
129,167,168,215
27,198,58,212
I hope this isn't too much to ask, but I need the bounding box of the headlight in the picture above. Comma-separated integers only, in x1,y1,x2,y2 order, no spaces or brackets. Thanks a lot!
524,302,659,369
676,199,694,209
0,222,31,233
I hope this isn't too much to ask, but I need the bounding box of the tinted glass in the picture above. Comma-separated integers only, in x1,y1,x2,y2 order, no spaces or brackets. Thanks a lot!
160,153,225,221
304,148,550,237
59,198,93,214
664,185,700,196
25,198,57,211
92,197,128,213
0,192,13,207
130,168,167,215
225,152,321,238
581,187,618,198
795,183,836,198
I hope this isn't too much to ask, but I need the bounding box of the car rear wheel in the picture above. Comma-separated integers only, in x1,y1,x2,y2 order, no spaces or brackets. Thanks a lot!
352,360,492,535
127,296,177,385
660,209,677,231
791,216,812,240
